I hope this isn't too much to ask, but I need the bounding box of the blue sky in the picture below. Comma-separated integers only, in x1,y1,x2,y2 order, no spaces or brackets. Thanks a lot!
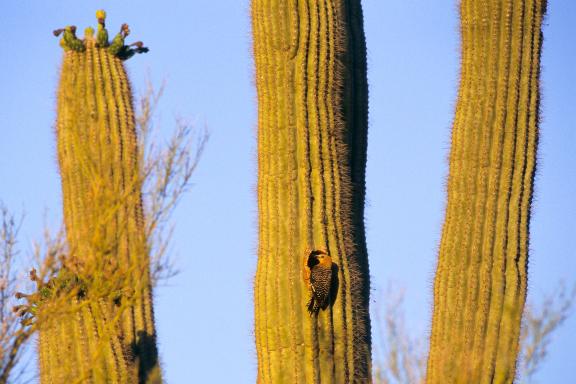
0,1,574,383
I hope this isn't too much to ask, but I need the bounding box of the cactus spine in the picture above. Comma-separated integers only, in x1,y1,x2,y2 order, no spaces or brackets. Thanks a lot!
427,1,546,382
38,12,160,383
252,1,371,382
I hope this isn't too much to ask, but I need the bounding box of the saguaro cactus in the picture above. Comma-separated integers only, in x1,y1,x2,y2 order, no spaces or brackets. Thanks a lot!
36,11,159,383
252,1,371,382
427,1,546,382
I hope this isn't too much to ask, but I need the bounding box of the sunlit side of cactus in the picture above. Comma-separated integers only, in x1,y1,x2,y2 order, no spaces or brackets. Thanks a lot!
252,1,371,382
37,12,160,383
427,1,546,383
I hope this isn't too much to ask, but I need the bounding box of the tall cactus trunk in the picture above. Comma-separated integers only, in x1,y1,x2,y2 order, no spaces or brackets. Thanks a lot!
427,1,546,383
38,14,160,384
252,1,371,382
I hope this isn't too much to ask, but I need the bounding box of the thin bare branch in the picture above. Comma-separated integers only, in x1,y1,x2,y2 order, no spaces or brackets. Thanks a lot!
0,204,36,384
518,282,576,383
136,82,208,284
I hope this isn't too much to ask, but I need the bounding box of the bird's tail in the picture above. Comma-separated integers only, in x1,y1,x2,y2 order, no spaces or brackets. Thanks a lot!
307,297,320,316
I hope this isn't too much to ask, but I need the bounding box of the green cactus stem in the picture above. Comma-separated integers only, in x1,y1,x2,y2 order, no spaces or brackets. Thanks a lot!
252,1,371,382
108,23,130,56
426,1,546,383
35,11,159,384
53,26,85,52
96,9,109,47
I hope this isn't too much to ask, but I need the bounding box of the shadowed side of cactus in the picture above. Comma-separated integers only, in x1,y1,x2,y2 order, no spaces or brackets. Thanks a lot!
427,1,546,383
36,11,160,383
252,1,371,382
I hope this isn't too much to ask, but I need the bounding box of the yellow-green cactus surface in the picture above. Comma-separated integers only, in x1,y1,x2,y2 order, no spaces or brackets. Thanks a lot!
39,11,159,384
427,1,546,383
252,1,371,382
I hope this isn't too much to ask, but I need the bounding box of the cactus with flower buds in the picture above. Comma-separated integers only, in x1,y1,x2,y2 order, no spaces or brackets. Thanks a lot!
24,10,160,384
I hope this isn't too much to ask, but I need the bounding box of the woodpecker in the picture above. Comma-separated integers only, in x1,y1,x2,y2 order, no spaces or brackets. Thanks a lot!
305,249,333,315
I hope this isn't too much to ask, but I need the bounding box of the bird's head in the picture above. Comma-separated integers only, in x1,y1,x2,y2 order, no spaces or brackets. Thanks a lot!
307,249,332,268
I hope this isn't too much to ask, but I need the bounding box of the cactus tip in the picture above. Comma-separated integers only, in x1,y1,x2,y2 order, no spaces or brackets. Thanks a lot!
130,41,149,53
55,12,146,58
121,23,130,37
96,9,106,23
84,26,95,39
59,25,85,52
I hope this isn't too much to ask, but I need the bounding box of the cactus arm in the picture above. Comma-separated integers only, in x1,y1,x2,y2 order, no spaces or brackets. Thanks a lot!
426,1,546,383
252,1,371,382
